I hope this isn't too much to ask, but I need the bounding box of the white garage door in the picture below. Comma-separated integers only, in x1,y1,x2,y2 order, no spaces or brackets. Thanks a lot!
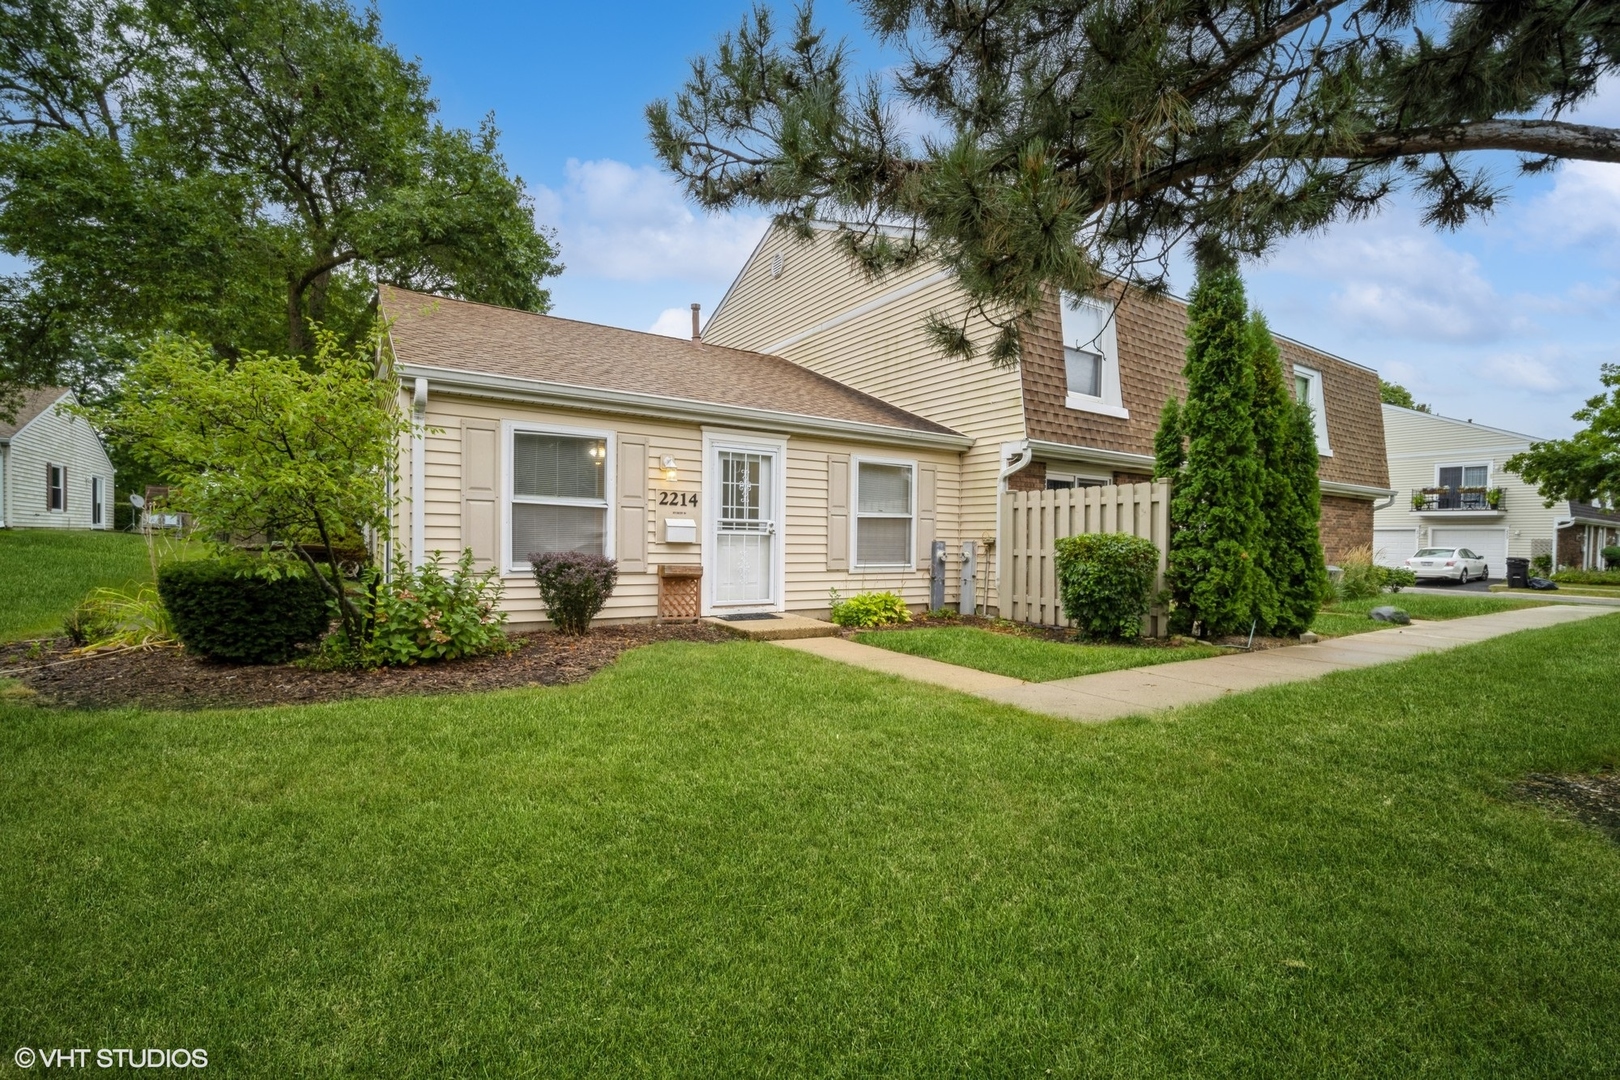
1430,527,1510,579
1372,528,1418,569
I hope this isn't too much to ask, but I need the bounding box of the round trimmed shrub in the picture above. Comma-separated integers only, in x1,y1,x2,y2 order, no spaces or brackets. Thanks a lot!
1054,533,1160,641
157,559,332,663
529,552,618,634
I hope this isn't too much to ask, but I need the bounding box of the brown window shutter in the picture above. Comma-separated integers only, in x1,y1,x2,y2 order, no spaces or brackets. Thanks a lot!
460,420,500,570
616,435,648,573
828,453,849,570
916,463,936,565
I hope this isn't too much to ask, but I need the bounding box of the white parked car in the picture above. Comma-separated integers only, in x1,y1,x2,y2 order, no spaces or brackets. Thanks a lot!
1406,547,1490,583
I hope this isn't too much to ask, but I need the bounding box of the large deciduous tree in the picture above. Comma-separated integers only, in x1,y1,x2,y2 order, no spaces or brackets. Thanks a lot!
1507,364,1620,509
650,1,1620,360
0,0,560,410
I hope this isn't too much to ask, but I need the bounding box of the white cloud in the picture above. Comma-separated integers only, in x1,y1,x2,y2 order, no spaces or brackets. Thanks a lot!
532,159,769,284
1265,218,1521,343
1475,350,1576,394
1522,161,1620,249
648,306,694,338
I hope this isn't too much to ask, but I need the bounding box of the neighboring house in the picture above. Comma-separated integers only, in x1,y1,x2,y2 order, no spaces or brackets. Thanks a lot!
1376,404,1620,574
0,386,115,531
702,224,1392,613
380,286,971,625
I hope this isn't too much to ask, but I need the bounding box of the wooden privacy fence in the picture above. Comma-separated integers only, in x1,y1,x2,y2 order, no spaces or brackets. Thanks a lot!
999,481,1172,636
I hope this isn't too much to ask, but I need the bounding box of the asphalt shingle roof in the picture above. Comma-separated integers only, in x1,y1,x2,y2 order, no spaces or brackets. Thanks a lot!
380,285,962,439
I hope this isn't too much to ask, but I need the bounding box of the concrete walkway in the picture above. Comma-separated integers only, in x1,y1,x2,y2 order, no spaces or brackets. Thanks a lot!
775,604,1613,722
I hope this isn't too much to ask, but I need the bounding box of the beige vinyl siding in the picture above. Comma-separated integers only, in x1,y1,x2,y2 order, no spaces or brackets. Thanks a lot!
399,390,964,626
705,226,1021,611
1375,405,1562,560
1,392,114,530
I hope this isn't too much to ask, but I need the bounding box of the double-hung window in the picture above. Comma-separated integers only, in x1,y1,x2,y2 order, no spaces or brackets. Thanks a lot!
1059,294,1128,418
47,463,64,512
1291,364,1333,456
91,476,104,526
854,459,914,568
509,429,609,567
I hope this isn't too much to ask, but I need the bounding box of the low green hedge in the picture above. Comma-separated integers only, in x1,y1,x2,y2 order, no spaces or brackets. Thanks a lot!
1551,568,1620,586
1054,533,1159,641
157,558,332,663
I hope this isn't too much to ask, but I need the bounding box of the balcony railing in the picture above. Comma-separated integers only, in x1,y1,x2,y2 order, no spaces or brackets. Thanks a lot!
1410,487,1504,512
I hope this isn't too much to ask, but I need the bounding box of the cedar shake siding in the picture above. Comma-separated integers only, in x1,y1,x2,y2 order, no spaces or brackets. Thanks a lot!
1020,288,1390,494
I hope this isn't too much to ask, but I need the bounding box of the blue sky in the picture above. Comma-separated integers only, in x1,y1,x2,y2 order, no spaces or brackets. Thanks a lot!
324,7,1620,435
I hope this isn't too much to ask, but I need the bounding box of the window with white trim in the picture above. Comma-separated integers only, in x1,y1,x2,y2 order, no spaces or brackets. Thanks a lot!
91,476,104,526
47,463,64,512
1059,294,1128,418
1291,364,1332,456
509,429,608,566
854,459,914,568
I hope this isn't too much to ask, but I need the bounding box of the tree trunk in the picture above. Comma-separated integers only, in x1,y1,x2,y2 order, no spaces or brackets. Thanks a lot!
287,276,310,354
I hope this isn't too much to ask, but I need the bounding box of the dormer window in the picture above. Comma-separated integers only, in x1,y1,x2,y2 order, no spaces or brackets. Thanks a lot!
1291,364,1333,457
1059,294,1128,419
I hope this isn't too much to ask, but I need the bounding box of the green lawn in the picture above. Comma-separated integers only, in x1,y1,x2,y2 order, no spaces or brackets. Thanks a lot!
3,618,1619,1076
855,624,1222,681
0,529,156,640
1310,592,1549,638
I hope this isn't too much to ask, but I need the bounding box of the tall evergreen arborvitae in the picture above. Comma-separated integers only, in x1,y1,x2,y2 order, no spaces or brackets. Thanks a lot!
1278,397,1332,630
1153,396,1185,479
1248,312,1303,634
1167,258,1267,637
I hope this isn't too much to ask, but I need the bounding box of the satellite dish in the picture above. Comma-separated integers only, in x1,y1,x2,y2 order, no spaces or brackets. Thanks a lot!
129,494,146,509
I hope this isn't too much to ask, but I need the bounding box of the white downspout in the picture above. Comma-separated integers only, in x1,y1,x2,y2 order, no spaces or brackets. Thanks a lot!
1371,491,1396,512
992,440,1033,615
410,378,427,569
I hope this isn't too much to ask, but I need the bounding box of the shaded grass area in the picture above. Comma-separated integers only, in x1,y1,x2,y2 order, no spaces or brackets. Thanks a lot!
3,620,1620,1076
0,530,155,640
855,624,1221,681
1310,592,1548,638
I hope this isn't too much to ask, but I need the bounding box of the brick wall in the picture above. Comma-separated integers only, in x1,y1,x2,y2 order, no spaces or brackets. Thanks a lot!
1558,525,1584,569
1112,470,1153,485
1005,459,1047,491
1319,495,1372,565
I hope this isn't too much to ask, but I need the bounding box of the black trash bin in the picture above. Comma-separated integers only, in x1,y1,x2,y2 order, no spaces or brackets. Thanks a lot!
1505,556,1531,589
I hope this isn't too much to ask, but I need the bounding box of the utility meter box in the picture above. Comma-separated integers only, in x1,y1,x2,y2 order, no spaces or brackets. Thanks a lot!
663,517,697,544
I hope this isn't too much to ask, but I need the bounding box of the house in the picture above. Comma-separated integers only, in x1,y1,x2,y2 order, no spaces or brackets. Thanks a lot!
1376,405,1620,574
701,224,1392,610
380,286,971,626
380,225,1391,627
0,386,115,531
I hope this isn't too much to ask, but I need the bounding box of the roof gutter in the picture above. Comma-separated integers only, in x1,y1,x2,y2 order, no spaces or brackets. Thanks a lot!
1030,439,1397,502
393,363,974,452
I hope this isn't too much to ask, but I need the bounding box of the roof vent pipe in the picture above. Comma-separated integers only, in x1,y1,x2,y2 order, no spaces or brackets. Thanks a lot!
691,303,701,342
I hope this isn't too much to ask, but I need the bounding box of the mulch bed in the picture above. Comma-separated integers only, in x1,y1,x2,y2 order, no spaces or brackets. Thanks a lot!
1514,770,1620,844
894,612,1265,650
0,622,733,711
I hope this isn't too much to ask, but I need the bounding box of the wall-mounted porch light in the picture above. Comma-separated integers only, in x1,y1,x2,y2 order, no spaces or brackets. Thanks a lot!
661,455,679,483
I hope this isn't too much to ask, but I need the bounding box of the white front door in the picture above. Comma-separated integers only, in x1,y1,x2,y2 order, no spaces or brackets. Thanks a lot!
708,441,781,610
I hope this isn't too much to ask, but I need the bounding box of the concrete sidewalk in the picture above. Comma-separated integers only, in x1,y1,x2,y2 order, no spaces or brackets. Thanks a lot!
775,604,1613,722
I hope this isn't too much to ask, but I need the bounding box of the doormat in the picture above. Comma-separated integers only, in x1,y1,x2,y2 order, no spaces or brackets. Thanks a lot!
717,612,782,622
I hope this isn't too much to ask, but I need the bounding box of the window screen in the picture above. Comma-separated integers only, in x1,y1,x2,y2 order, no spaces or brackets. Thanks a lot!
1066,347,1102,398
510,432,607,564
1295,374,1311,404
855,462,912,566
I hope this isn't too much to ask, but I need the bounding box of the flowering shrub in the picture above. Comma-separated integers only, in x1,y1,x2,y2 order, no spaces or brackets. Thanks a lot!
367,550,510,665
529,552,618,634
828,590,912,628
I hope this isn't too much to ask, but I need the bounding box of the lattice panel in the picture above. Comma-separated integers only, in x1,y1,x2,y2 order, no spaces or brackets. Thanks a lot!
658,566,702,620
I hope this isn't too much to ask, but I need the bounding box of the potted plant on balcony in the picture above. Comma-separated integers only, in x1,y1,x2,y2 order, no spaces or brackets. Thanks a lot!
1411,491,1428,510
1486,487,1504,509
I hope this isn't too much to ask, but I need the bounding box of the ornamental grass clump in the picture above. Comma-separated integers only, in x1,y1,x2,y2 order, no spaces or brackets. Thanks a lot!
529,553,618,634
1054,533,1160,641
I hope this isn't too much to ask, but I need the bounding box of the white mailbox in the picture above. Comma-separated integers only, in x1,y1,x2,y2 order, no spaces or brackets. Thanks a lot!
663,517,698,544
